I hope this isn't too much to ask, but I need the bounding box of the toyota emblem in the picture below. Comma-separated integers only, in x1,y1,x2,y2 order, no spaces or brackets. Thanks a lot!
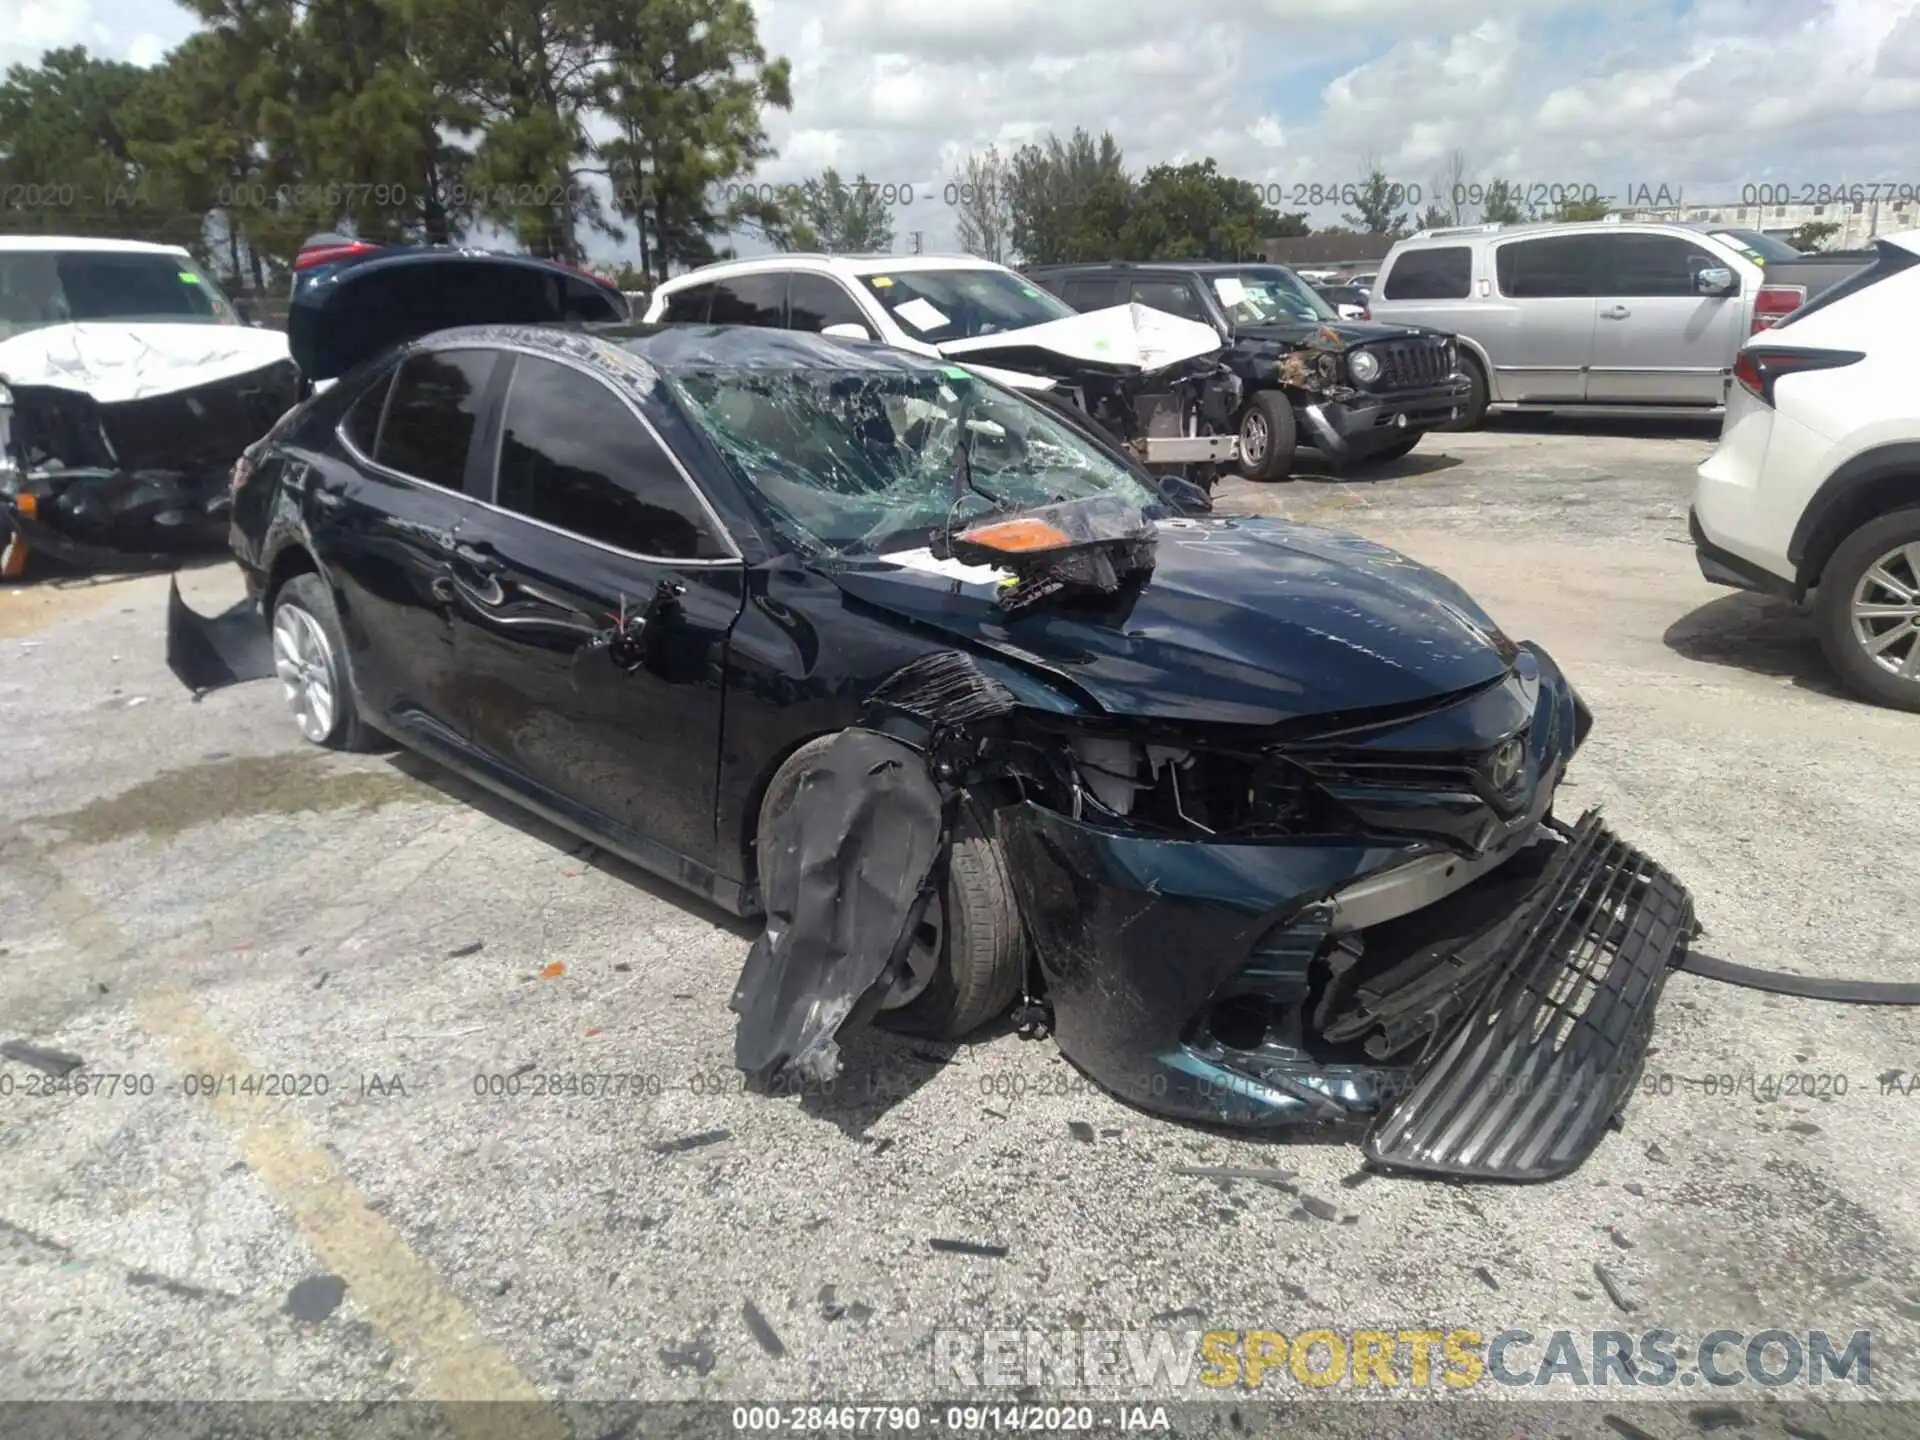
1487,737,1526,792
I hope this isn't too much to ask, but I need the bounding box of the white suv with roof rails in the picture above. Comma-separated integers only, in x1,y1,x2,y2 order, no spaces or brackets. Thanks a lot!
1691,231,1920,711
643,253,1076,391
1367,221,1812,427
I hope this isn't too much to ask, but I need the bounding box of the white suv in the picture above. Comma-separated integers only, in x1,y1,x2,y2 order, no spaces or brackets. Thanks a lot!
1691,231,1920,711
643,252,1075,391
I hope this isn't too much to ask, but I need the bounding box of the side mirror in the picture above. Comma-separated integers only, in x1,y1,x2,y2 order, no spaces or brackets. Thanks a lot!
1695,266,1737,297
821,322,873,341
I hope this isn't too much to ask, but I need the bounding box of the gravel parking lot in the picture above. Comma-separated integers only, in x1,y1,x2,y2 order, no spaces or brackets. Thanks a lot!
3,419,1918,1436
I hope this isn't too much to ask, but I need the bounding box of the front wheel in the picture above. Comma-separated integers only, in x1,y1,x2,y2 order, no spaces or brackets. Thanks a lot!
1237,391,1298,481
755,738,1027,1039
1440,353,1489,431
1815,508,1920,712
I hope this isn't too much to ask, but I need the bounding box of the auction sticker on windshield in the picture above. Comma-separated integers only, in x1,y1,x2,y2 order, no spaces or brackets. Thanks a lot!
896,297,949,330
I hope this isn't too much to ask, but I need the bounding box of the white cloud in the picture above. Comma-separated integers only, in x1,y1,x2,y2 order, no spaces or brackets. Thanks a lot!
10,0,1920,263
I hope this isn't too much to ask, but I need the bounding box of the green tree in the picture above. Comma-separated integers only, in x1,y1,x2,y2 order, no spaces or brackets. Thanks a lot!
950,145,1012,263
1548,194,1612,222
1785,219,1841,252
1006,128,1131,265
1118,159,1289,260
774,168,894,252
1417,202,1450,230
0,48,192,247
1480,178,1524,223
1341,165,1408,235
588,0,791,279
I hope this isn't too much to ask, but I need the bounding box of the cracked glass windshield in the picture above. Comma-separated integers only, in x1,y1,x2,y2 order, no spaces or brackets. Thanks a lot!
668,367,1164,555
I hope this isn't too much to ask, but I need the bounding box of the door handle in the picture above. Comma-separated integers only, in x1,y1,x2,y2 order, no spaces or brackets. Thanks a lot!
1601,305,1631,320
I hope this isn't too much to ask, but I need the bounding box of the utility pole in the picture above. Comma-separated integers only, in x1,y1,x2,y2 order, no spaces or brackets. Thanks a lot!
911,231,923,255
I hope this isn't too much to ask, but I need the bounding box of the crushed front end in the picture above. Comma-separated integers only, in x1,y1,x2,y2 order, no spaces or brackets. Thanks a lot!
991,644,1694,1180
1238,326,1472,462
0,362,297,575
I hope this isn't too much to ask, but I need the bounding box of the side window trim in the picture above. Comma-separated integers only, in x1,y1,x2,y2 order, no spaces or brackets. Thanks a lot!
787,270,871,332
481,347,743,566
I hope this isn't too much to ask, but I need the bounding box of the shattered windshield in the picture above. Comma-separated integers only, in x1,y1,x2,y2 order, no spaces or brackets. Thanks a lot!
667,366,1165,556
1210,269,1340,325
0,251,239,340
856,268,1075,344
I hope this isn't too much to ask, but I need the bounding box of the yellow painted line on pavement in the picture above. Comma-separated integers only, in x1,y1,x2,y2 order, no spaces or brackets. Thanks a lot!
15,839,563,1440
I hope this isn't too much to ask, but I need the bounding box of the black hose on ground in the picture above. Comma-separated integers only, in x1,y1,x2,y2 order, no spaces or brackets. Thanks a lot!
1677,949,1920,1005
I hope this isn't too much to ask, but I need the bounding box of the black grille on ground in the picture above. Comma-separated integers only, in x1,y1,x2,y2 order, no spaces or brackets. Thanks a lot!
1370,338,1452,390
1362,809,1694,1182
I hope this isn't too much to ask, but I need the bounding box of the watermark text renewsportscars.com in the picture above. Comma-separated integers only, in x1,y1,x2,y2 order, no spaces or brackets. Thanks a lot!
931,1327,1872,1392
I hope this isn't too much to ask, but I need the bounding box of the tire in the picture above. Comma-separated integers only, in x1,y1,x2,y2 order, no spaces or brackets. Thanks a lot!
268,573,382,750
1441,352,1489,431
1813,507,1920,713
756,736,1027,1041
1236,390,1298,481
1364,432,1422,464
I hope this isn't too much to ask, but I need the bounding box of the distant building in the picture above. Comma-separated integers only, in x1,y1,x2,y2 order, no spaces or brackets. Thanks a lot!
1608,197,1915,248
1261,232,1398,274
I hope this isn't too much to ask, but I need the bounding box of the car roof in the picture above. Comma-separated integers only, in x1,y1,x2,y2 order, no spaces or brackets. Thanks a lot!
655,252,1011,290
1028,261,1291,275
0,235,192,256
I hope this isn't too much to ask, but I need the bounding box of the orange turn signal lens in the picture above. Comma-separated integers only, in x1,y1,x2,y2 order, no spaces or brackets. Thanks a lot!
957,517,1072,553
15,492,36,518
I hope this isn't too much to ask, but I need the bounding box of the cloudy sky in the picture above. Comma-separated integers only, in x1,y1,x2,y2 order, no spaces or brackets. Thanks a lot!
10,0,1920,261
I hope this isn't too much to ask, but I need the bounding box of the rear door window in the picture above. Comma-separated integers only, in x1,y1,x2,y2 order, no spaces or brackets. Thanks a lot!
1382,246,1472,299
492,356,728,560
372,349,502,491
1060,276,1122,309
786,273,870,332
1495,236,1606,298
708,274,786,327
1129,279,1207,321
661,283,714,322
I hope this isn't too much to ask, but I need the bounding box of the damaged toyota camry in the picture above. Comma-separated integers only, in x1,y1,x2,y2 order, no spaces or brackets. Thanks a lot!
171,253,1695,1183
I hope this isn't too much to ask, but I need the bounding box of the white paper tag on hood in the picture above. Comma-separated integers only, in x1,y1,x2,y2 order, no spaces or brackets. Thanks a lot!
0,322,292,403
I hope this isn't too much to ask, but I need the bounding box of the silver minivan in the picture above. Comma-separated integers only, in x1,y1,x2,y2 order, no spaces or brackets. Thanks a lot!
1367,221,1766,427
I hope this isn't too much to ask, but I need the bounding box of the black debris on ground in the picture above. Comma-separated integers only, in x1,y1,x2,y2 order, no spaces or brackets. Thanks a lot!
1068,1121,1095,1143
1624,1182,1645,1197
660,1342,715,1375
929,1238,1008,1259
1688,1408,1747,1432
1298,1196,1339,1222
447,941,485,958
819,1285,847,1321
654,1130,731,1155
1601,1416,1659,1440
1338,1170,1374,1189
1608,1227,1634,1250
0,1041,83,1078
742,1300,785,1358
1174,1165,1295,1188
1645,1142,1670,1164
1473,1266,1499,1291
1593,1262,1638,1315
285,1275,347,1322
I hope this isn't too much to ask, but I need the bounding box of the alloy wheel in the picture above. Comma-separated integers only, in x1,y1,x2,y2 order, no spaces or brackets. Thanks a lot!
1241,411,1269,467
1849,541,1920,682
272,603,338,742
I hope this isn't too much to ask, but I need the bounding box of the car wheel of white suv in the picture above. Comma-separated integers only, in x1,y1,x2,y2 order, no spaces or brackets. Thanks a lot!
1815,507,1920,712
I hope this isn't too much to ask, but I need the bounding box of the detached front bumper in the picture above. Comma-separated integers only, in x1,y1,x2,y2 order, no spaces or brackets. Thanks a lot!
1302,376,1473,460
1,467,233,574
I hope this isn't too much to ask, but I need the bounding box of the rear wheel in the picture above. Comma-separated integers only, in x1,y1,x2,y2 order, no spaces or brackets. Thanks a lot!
1441,352,1489,431
1237,391,1298,481
1815,508,1920,712
755,738,1027,1039
269,573,381,750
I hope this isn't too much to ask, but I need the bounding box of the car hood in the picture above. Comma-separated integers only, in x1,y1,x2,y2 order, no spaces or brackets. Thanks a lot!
1234,318,1433,347
937,302,1225,374
287,250,628,380
828,515,1515,726
0,322,290,403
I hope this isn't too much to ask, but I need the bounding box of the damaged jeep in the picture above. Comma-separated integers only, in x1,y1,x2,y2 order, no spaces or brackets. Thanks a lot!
0,237,299,577
167,251,1692,1182
1028,261,1471,480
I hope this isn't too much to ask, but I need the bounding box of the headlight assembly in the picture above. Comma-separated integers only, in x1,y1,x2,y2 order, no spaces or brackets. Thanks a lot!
1348,350,1381,384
